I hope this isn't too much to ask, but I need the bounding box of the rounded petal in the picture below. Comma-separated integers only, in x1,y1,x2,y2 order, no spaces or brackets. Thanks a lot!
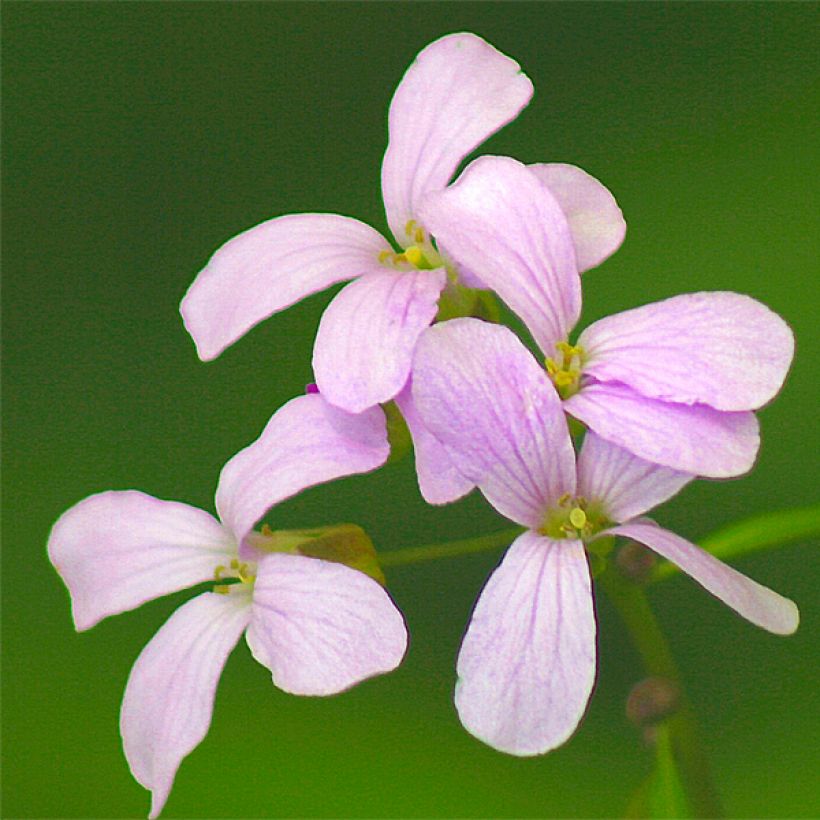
605,520,799,635
528,163,626,273
120,591,251,819
565,381,760,478
381,33,533,246
579,292,795,411
313,268,446,413
577,432,693,523
216,393,389,544
180,214,390,361
393,379,474,505
412,319,575,528
418,155,581,355
246,553,408,695
456,531,596,756
47,491,236,631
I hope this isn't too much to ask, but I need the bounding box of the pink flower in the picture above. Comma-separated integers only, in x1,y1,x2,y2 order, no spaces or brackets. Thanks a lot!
418,155,794,478
180,33,625,424
412,318,798,755
48,394,407,818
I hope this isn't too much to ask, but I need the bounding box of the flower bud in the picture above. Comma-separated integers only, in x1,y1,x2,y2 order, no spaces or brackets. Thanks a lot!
616,540,657,584
626,676,681,728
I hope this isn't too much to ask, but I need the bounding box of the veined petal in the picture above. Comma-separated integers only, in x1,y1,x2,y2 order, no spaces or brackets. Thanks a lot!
216,394,389,544
394,380,474,505
120,591,251,819
180,214,389,361
456,531,596,756
247,553,407,695
313,268,446,413
577,432,693,523
565,381,760,478
47,491,236,631
579,292,795,411
412,319,575,528
605,520,799,635
418,155,581,355
528,163,626,273
382,33,533,247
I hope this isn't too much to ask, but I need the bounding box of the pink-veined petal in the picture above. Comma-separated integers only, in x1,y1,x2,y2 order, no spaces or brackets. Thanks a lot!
565,381,760,478
412,319,575,528
456,531,596,756
577,432,693,523
394,379,474,505
313,267,446,413
381,33,533,247
418,155,581,355
180,214,390,361
605,520,799,635
47,491,236,631
121,590,251,819
246,553,407,695
579,292,795,411
216,394,389,544
528,163,626,273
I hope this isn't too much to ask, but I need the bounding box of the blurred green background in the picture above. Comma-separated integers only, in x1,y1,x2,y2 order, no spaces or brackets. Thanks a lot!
3,3,819,817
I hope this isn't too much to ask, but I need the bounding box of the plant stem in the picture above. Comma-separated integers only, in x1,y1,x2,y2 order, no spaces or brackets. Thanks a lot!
598,560,722,818
379,526,523,568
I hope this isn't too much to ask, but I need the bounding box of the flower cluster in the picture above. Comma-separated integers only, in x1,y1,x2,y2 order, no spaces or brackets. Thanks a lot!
49,33,799,817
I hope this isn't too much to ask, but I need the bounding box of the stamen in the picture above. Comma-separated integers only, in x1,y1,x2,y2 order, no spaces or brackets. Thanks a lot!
414,227,425,244
404,246,423,267
378,249,393,264
405,219,418,237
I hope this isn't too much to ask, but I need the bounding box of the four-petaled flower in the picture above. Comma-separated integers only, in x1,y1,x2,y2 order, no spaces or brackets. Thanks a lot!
179,33,625,506
48,394,407,817
418,154,794,478
412,318,798,754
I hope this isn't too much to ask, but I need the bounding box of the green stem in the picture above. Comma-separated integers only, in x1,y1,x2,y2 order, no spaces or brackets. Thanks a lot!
652,503,820,583
380,527,523,568
599,560,722,818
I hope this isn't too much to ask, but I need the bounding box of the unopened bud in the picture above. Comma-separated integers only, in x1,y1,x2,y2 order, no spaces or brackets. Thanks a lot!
626,676,681,728
616,540,657,584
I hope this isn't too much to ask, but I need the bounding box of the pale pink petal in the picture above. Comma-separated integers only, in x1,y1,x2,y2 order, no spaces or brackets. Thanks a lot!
577,432,693,523
381,33,533,247
180,214,390,361
216,393,389,544
313,268,446,413
121,591,251,819
246,553,407,695
456,531,596,755
394,379,474,505
418,155,581,355
412,319,575,528
565,381,759,478
528,163,626,273
579,292,794,411
47,491,236,631
606,520,799,635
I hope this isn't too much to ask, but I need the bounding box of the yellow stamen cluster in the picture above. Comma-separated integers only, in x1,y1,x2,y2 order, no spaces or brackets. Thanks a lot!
213,558,256,594
377,221,440,271
540,493,603,540
545,341,585,398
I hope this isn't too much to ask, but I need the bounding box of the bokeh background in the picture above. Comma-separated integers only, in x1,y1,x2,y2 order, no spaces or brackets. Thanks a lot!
4,3,819,817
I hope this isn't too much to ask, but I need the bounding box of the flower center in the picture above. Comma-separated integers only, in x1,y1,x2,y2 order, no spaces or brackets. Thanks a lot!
539,494,609,540
213,558,257,595
545,341,585,399
378,220,444,271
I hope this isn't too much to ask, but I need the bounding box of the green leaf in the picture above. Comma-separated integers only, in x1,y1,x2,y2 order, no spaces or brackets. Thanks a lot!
652,503,820,583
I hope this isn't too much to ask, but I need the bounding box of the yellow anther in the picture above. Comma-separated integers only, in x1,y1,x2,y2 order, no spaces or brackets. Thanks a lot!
214,564,226,580
237,563,255,584
214,584,231,595
261,523,273,536
545,358,559,375
405,219,418,237
230,558,239,570
553,371,577,388
569,507,588,529
404,246,424,267
393,253,407,264
378,249,393,264
557,492,571,506
414,227,425,244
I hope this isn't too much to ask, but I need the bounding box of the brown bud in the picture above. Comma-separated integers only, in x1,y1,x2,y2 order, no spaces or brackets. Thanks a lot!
616,540,657,584
626,676,681,728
